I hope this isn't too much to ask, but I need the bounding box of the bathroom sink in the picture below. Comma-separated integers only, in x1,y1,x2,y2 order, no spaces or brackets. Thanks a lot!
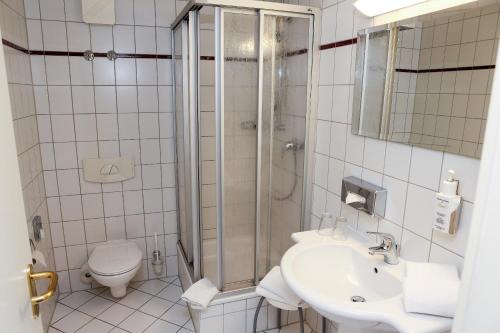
281,231,453,333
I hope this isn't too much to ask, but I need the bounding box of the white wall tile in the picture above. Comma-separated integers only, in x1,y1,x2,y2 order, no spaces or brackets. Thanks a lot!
135,26,156,53
382,175,407,226
67,23,90,52
42,21,67,51
404,184,435,239
114,25,136,53
40,0,65,20
134,0,156,26
384,142,412,181
72,86,95,114
48,86,73,114
45,56,70,85
363,138,386,173
65,0,83,21
409,147,443,191
400,229,431,262
103,192,124,217
60,196,83,222
115,0,134,24
93,59,115,85
90,25,113,53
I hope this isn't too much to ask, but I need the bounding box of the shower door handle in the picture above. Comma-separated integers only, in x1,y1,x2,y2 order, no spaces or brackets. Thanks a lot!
27,264,58,318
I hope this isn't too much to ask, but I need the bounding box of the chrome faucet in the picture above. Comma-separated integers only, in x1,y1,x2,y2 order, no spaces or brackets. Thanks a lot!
366,232,399,265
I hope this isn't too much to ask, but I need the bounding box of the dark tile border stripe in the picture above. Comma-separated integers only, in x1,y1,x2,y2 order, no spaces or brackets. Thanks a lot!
396,65,496,73
2,38,29,54
3,38,172,59
4,36,359,63
319,37,358,50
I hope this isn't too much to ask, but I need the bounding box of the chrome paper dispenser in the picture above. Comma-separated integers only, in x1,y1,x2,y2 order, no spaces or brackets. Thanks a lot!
341,176,387,218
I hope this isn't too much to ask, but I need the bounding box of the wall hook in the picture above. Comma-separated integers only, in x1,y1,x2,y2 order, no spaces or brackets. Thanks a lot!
83,50,94,61
107,50,117,61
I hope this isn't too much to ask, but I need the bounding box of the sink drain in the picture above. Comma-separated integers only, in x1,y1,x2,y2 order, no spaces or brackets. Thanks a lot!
350,296,366,303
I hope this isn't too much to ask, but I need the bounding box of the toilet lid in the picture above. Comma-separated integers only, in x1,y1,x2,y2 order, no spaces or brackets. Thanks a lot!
89,240,142,275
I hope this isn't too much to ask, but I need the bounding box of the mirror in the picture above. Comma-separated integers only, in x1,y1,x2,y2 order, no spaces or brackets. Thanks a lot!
352,6,498,159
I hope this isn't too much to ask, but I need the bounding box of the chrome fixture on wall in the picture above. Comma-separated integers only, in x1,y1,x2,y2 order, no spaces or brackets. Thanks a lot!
341,176,387,218
274,140,305,201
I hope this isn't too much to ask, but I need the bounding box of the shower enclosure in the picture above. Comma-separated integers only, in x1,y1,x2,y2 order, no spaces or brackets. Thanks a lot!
172,0,320,292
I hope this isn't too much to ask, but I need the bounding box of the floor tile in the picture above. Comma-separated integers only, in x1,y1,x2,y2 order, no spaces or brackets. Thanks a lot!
129,281,145,290
51,303,74,324
117,311,156,333
51,275,195,333
136,279,169,295
171,278,181,287
58,293,70,300
78,296,114,317
87,287,106,295
276,323,313,333
118,290,153,309
59,291,95,309
52,311,93,333
109,328,128,333
161,276,177,283
161,304,190,326
99,288,133,302
144,319,181,333
157,284,183,302
178,329,192,333
139,297,174,317
76,319,114,333
97,303,135,326
183,320,194,331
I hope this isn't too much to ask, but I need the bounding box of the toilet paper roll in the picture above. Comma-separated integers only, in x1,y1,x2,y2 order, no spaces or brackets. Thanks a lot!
32,250,47,268
80,263,93,284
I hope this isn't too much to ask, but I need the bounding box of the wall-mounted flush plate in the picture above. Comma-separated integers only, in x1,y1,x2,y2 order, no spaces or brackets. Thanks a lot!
83,158,135,183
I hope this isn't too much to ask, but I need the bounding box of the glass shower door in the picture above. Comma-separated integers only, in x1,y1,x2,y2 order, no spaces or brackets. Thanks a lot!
258,12,312,279
174,22,193,264
219,9,260,290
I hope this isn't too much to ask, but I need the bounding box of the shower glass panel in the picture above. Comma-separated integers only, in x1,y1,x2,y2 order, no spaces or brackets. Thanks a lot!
258,13,311,279
171,0,319,293
173,22,194,264
221,11,259,289
198,6,218,284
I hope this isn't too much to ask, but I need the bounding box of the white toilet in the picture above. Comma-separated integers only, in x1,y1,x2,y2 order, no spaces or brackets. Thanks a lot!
88,240,142,298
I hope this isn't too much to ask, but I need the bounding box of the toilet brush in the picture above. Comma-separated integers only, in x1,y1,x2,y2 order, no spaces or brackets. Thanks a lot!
152,232,164,275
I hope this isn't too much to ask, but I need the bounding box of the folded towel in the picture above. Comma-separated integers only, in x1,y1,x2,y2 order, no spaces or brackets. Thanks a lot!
256,266,304,308
181,278,219,310
403,262,460,318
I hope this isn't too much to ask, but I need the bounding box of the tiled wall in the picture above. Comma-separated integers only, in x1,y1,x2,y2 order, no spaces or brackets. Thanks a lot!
24,0,189,294
308,3,486,329
0,0,56,331
388,25,421,142
408,9,499,157
315,0,482,275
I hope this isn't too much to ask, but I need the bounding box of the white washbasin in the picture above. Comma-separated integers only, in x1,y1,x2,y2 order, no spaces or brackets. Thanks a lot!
280,230,453,333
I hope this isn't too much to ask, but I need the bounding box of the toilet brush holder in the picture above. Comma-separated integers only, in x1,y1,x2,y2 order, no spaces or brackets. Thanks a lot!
151,250,164,275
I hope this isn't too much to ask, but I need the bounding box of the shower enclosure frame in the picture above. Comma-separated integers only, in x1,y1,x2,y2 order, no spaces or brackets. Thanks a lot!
171,0,321,291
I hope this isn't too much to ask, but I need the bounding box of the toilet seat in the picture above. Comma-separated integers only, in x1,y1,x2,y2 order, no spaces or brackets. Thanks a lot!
89,240,142,276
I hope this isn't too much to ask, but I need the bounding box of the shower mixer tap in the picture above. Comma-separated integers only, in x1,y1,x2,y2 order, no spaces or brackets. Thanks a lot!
281,140,303,158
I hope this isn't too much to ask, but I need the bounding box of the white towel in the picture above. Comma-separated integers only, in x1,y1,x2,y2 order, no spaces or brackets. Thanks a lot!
256,266,303,308
403,262,460,318
181,278,219,310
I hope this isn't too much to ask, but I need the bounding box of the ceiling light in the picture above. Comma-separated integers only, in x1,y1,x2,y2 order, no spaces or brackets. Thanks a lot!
354,0,428,17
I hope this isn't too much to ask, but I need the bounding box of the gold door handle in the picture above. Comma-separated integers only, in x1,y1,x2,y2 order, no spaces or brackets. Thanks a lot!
27,264,58,318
